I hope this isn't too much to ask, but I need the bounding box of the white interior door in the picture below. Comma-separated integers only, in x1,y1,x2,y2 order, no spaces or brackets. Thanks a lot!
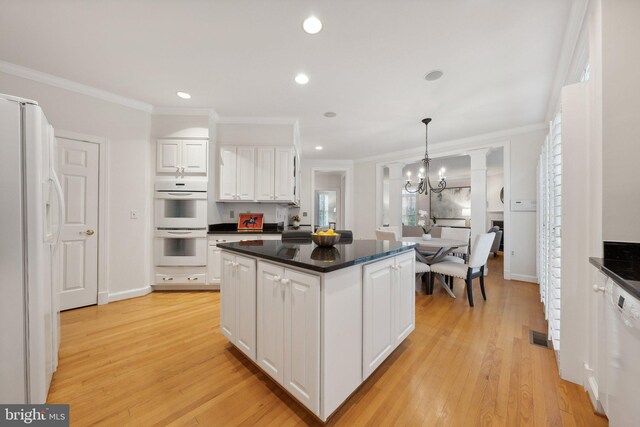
56,137,99,310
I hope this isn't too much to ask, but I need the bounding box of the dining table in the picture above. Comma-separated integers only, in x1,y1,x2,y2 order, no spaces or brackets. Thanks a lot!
401,236,469,298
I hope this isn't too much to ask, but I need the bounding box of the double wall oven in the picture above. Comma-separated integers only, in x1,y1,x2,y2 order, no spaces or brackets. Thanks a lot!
154,180,207,268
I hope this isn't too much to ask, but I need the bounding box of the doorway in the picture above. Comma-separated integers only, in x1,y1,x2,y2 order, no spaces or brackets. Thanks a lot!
312,170,346,231
55,134,102,310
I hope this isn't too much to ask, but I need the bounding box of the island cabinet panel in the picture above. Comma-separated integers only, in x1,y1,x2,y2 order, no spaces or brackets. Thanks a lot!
220,252,237,341
394,252,416,344
235,256,257,359
257,261,320,413
362,257,396,379
257,262,286,382
321,266,363,419
284,269,320,414
220,253,257,360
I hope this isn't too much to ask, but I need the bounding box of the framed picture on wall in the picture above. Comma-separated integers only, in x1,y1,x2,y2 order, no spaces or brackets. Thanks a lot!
238,213,264,231
429,186,471,220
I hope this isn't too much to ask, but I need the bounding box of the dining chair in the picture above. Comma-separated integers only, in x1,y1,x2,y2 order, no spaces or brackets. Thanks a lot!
429,232,495,307
375,229,398,242
490,230,503,257
440,227,471,261
414,251,431,292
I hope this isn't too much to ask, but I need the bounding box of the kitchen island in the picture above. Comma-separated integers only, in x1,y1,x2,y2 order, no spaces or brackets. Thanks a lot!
217,239,417,421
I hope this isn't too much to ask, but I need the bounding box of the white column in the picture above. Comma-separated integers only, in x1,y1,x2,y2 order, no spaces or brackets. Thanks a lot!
469,149,490,245
386,163,405,229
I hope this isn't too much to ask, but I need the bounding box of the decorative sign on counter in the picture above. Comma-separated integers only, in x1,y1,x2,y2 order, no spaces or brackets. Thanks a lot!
238,213,264,231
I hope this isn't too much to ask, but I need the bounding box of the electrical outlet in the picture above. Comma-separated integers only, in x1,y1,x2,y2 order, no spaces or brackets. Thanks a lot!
230,210,234,219
303,212,308,217
130,209,139,219
511,250,515,256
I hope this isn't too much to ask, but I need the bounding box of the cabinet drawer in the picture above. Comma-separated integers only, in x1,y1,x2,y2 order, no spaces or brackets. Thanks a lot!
155,272,206,285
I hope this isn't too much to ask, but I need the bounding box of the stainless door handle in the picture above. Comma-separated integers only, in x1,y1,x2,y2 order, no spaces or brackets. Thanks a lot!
167,231,192,235
81,229,95,236
167,192,193,196
187,277,198,281
163,277,174,281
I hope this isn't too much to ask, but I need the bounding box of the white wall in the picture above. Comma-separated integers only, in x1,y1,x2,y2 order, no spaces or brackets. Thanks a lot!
601,0,640,242
0,72,152,299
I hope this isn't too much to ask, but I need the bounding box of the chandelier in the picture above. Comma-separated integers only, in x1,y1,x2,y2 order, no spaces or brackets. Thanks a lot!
404,118,447,194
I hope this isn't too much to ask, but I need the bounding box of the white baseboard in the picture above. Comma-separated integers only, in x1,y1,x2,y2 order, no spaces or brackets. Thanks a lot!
98,291,109,305
583,363,606,415
510,273,538,283
503,269,511,280
108,285,152,303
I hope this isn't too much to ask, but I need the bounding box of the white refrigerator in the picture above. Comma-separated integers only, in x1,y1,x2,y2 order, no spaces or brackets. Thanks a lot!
0,93,64,403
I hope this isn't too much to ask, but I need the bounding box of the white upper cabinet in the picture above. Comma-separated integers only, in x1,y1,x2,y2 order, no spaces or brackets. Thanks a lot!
274,147,295,201
236,147,255,200
219,146,255,201
157,139,207,174
219,145,297,203
219,146,238,200
255,147,276,201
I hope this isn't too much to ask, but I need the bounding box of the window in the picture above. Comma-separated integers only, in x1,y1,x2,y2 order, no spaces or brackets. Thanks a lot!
401,191,417,225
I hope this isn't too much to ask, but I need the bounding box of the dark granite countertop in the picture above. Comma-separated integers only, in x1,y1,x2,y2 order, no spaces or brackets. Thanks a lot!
217,239,418,273
590,257,640,300
208,222,283,235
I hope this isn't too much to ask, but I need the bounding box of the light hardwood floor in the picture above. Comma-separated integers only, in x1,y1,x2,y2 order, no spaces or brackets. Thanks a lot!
48,256,607,426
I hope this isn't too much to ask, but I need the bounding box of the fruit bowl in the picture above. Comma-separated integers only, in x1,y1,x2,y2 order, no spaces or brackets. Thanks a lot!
310,233,341,247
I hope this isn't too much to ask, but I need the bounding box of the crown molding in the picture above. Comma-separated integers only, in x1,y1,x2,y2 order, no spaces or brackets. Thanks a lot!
217,116,299,125
354,122,547,164
152,106,219,121
0,60,154,113
544,0,590,121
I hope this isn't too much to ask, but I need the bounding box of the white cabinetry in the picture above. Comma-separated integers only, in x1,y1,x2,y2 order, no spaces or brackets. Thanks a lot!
220,253,257,359
274,147,295,202
255,147,276,201
362,251,415,379
219,146,255,200
257,261,320,413
157,139,207,174
220,145,297,203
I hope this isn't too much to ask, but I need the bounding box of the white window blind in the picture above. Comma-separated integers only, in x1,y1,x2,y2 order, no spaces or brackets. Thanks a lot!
537,111,562,351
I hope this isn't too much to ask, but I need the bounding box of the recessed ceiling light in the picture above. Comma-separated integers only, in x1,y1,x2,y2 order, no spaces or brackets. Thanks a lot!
295,73,309,85
324,112,337,118
424,70,444,81
176,91,191,99
302,16,323,34
315,146,323,150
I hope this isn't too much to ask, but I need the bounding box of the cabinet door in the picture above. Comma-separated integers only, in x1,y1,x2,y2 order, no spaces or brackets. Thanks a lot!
394,252,415,345
255,147,275,201
219,146,237,200
207,245,222,284
257,261,285,383
274,147,295,201
362,258,395,379
283,269,320,414
220,252,237,341
182,140,208,174
235,255,257,360
157,140,181,173
236,146,255,200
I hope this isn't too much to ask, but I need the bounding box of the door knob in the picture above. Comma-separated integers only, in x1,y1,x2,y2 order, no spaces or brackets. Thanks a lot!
81,229,95,236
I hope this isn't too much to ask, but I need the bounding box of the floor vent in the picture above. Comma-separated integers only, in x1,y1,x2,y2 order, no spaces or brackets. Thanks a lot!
529,330,551,348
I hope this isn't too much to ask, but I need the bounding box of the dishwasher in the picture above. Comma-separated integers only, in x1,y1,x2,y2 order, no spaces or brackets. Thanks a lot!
600,277,640,426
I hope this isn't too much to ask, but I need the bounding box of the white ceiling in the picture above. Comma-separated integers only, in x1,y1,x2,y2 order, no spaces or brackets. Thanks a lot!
0,0,572,160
